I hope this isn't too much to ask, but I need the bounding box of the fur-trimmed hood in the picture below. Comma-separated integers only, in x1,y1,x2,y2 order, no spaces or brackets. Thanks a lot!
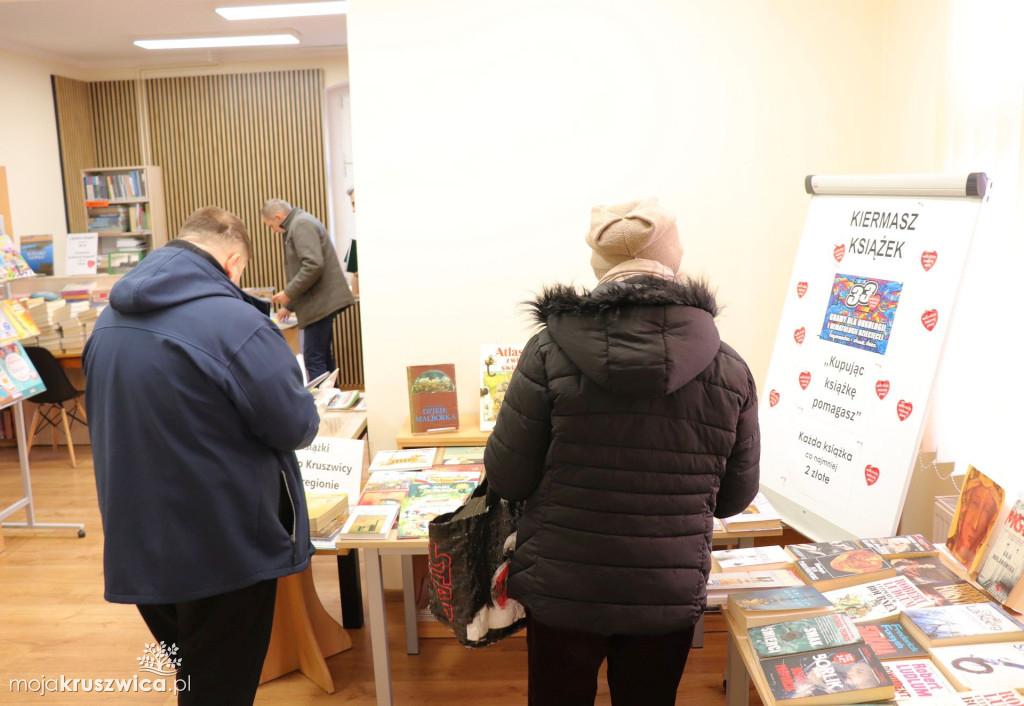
526,276,722,398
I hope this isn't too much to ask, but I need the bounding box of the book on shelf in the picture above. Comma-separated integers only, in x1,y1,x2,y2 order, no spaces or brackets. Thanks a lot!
479,343,523,432
711,544,794,571
707,569,805,597
930,641,1024,692
823,575,935,623
976,495,1024,610
899,602,1024,647
947,465,1005,577
406,363,459,434
721,491,782,531
747,612,863,659
305,493,349,534
726,585,835,631
794,549,897,591
368,448,439,473
856,620,926,660
337,504,400,541
759,644,894,704
17,234,54,276
920,580,993,606
882,657,959,700
0,341,46,398
107,250,142,274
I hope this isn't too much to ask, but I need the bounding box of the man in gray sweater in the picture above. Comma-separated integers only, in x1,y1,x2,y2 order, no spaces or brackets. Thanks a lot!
261,198,354,380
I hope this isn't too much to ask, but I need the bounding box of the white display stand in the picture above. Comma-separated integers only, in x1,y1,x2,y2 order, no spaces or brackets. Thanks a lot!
759,173,989,541
0,279,86,537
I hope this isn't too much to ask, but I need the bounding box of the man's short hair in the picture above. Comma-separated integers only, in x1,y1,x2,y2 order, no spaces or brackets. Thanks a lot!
178,206,252,260
261,198,292,220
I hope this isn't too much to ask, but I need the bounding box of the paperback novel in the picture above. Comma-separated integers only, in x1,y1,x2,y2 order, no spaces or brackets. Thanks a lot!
823,576,935,623
882,658,959,700
727,585,834,631
760,644,894,704
930,641,1024,691
795,549,897,591
947,465,1005,576
976,496,1024,609
856,621,926,660
712,544,794,571
900,602,1024,647
748,613,862,659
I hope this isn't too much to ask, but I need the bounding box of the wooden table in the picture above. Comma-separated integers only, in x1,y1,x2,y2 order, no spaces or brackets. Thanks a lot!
257,409,367,694
394,412,489,448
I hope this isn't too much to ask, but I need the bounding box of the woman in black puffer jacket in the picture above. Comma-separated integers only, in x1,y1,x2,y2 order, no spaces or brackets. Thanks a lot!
485,198,760,706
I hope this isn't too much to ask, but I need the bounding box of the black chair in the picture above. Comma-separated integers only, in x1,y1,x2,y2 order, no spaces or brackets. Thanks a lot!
23,346,87,468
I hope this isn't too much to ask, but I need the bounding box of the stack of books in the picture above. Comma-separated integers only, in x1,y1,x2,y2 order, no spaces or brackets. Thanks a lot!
24,298,66,352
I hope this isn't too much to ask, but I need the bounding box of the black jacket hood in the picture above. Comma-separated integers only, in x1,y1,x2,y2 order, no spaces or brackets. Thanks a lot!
526,276,722,398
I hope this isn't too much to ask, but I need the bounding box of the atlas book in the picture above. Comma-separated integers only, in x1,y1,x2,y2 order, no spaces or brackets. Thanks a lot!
726,585,835,631
406,363,459,434
794,549,897,591
882,658,959,700
479,343,523,432
976,496,1024,610
759,644,894,704
747,612,862,659
947,465,1005,577
337,504,400,540
920,580,993,606
823,575,935,623
899,602,1024,647
712,544,794,571
368,448,439,473
707,569,804,597
722,491,782,531
856,620,926,660
930,641,1024,692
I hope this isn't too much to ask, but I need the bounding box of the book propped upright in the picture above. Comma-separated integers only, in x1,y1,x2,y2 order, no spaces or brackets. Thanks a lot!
479,343,523,432
406,363,459,434
947,465,1005,577
976,495,1024,610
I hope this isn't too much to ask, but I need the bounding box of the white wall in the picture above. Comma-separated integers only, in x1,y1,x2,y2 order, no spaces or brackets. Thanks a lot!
347,0,890,453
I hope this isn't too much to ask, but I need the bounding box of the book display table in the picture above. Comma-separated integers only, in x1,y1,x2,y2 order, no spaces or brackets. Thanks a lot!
394,412,489,448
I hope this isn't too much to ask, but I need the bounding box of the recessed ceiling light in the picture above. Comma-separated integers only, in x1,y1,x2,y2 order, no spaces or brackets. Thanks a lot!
216,1,347,20
134,34,300,50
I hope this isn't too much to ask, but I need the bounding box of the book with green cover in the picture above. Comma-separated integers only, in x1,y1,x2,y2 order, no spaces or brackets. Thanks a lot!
748,613,862,659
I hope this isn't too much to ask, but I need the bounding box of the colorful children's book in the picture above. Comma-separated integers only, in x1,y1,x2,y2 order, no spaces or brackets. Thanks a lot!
396,495,464,539
1,233,36,279
900,602,1024,647
747,612,863,659
0,341,46,398
337,504,400,540
479,343,523,431
759,644,894,704
368,448,439,473
439,446,486,466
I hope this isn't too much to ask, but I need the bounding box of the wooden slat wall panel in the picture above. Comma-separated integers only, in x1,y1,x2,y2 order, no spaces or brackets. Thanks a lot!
51,69,363,387
91,80,140,167
51,76,97,234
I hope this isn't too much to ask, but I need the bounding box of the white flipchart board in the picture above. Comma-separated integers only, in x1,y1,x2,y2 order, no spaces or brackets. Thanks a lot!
759,173,989,541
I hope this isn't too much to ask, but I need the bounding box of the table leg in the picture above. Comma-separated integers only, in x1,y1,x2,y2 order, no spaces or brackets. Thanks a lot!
738,536,754,548
692,612,705,648
725,628,749,706
363,548,394,706
401,554,420,655
337,552,364,629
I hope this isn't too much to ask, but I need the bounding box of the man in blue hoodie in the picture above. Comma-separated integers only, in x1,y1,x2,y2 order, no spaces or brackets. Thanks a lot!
84,206,320,705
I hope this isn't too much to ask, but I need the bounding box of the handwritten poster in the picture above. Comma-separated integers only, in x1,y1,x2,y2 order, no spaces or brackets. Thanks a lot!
760,180,986,539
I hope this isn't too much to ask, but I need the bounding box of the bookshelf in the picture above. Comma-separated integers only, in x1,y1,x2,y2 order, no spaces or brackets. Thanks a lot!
81,166,167,273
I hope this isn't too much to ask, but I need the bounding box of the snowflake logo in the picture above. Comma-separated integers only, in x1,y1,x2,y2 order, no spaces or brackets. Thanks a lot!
137,641,181,676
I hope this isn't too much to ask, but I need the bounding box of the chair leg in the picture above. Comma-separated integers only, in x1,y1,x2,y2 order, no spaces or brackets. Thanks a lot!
60,407,77,469
26,408,40,452
76,400,88,424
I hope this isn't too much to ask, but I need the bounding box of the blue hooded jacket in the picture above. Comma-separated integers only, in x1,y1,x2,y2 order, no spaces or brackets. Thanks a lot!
84,242,320,604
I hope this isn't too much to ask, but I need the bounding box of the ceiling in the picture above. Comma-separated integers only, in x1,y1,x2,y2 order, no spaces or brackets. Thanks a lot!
0,0,347,68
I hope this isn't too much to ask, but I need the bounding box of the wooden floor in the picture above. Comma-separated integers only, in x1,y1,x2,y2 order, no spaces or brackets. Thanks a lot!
0,446,763,705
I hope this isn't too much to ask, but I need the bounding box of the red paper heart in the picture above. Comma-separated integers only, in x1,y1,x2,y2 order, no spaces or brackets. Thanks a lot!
867,293,881,310
833,244,845,262
875,380,890,399
793,327,806,344
897,400,913,421
798,371,811,390
87,260,95,268
921,309,938,331
796,282,808,298
864,465,880,486
769,390,780,407
921,251,938,271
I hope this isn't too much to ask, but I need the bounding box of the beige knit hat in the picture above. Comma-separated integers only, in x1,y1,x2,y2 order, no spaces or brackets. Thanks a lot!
586,197,683,280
